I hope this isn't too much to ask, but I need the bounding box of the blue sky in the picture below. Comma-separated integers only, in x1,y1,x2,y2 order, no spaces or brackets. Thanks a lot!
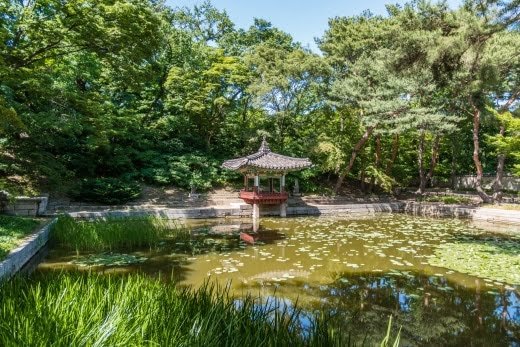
166,0,463,52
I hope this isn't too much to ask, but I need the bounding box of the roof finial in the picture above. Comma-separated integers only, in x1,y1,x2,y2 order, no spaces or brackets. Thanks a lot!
259,135,270,153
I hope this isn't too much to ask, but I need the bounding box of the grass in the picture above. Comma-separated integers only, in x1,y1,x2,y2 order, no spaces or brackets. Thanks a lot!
0,272,366,347
0,215,40,260
52,216,189,251
420,195,472,205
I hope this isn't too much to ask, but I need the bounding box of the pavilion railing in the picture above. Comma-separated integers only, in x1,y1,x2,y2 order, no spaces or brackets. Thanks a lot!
239,190,288,204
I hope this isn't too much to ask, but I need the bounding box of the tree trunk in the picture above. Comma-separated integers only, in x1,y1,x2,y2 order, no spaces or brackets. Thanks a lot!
471,103,493,203
492,125,506,203
360,166,366,192
334,126,374,193
385,134,399,175
425,135,441,188
369,134,382,193
416,130,426,195
450,140,457,189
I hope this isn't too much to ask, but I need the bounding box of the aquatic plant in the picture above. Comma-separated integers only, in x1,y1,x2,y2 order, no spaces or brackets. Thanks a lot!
0,272,399,346
0,215,40,259
70,253,148,267
429,238,520,285
51,216,188,251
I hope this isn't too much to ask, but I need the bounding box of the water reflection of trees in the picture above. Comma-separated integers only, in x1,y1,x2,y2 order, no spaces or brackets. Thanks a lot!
293,272,520,346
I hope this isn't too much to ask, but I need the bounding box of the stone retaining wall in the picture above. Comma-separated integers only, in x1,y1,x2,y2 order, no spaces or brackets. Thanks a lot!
287,202,405,216
68,202,407,220
0,220,54,282
404,202,476,218
404,202,520,226
2,196,48,216
454,175,520,191
68,205,252,220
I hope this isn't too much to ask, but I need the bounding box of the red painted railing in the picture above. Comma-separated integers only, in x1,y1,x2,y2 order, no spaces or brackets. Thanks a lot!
239,190,288,205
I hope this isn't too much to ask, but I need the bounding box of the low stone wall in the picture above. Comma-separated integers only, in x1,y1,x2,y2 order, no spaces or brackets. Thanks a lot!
404,202,520,226
68,203,407,220
2,196,48,216
287,202,405,216
454,175,520,191
0,220,55,282
404,202,476,218
68,205,252,220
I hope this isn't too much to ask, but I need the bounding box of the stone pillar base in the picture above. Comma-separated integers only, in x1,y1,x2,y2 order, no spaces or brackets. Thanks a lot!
280,202,287,217
253,203,260,219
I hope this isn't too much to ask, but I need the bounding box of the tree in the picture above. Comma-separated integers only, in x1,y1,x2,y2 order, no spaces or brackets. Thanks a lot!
442,0,519,202
246,44,329,150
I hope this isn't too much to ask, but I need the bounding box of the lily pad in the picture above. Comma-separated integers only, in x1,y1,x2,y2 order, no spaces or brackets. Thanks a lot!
70,253,148,267
428,240,520,285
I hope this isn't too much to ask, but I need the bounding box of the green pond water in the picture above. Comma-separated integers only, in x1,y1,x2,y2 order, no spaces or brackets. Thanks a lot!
38,214,520,346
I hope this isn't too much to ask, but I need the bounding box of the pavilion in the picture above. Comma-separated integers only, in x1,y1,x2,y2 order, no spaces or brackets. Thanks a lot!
222,137,312,218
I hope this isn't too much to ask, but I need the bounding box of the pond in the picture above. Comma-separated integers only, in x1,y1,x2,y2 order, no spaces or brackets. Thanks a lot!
38,214,520,345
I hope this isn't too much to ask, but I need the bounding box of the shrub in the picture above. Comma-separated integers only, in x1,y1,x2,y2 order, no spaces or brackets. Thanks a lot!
70,178,141,205
139,153,240,191
421,195,472,205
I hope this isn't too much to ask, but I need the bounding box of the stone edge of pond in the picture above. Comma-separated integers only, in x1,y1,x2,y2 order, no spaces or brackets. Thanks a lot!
405,201,520,225
2,202,518,281
0,219,56,282
62,202,519,225
63,203,407,219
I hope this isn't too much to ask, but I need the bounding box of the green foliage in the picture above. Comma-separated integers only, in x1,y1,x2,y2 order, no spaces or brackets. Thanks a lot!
420,195,472,205
51,216,184,251
486,109,520,175
0,273,343,346
139,153,238,190
0,215,40,259
70,178,141,205
365,165,397,193
0,0,518,198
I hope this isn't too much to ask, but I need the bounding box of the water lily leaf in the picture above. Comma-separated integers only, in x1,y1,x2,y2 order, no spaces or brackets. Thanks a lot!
70,253,147,267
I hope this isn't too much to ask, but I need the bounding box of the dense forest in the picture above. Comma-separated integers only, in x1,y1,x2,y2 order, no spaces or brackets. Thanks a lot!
0,0,519,203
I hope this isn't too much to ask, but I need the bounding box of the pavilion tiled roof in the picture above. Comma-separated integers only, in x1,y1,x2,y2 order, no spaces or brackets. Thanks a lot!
222,138,312,172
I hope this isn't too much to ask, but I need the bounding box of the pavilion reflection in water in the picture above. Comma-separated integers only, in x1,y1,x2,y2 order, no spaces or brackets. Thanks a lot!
191,218,287,245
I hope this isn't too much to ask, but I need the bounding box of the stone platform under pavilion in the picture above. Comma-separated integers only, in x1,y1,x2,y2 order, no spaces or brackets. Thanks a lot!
222,138,312,218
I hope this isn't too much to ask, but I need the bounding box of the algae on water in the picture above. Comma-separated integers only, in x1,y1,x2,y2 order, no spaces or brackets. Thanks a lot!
428,240,520,285
70,253,148,267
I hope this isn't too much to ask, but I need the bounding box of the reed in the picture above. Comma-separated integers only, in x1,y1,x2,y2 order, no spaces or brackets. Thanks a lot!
51,216,189,251
0,272,345,346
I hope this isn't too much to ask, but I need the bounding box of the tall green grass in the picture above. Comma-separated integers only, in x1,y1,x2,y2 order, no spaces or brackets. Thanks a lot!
52,216,188,251
0,272,351,346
